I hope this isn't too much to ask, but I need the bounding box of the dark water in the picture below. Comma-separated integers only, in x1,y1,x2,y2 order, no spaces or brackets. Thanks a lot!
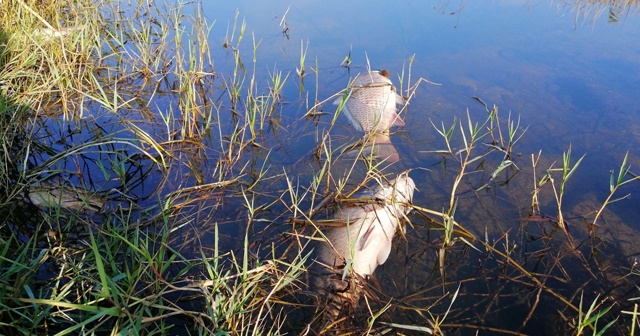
19,0,640,334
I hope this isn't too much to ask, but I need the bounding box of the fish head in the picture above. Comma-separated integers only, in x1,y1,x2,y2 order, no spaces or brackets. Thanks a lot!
393,174,415,203
351,70,393,88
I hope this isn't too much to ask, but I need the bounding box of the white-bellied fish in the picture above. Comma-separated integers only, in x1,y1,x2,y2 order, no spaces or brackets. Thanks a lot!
317,173,415,276
312,173,415,329
334,69,406,162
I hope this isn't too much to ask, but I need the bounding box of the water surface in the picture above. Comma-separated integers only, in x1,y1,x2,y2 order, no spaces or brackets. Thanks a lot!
20,0,640,333
186,0,640,333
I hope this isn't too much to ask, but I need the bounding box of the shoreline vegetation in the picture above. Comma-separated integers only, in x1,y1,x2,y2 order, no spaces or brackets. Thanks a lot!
1,0,640,335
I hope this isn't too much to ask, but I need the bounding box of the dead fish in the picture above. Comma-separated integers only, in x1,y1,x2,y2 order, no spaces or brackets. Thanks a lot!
334,70,406,162
317,173,415,276
312,174,415,329
28,180,106,213
334,69,406,133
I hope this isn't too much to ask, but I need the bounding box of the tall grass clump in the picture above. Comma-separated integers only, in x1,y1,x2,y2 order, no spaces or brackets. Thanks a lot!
0,0,306,334
0,0,99,116
1,206,306,334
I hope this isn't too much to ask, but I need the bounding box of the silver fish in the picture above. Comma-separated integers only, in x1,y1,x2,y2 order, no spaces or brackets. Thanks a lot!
316,173,415,276
334,69,406,133
334,70,406,162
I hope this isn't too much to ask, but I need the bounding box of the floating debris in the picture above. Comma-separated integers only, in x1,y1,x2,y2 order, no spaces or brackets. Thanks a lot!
33,27,78,39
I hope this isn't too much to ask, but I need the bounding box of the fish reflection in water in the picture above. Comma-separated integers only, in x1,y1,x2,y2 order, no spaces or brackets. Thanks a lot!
334,69,406,163
313,173,415,328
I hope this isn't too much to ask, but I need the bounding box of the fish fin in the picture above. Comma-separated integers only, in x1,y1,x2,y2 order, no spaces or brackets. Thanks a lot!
395,93,406,105
376,240,393,265
343,108,364,132
390,112,405,127
335,102,364,132
357,224,376,251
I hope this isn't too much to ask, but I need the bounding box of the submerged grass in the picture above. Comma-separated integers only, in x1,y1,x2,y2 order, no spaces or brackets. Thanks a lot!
1,0,640,335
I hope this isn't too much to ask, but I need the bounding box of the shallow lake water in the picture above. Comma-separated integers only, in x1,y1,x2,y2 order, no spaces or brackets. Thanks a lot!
16,0,640,334
187,0,640,334
198,0,640,222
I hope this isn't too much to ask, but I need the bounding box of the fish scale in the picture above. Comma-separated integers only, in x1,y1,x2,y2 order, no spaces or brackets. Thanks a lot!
334,70,406,162
335,70,405,133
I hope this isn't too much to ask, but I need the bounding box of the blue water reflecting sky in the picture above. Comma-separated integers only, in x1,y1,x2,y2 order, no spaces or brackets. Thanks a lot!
200,0,640,232
188,1,640,332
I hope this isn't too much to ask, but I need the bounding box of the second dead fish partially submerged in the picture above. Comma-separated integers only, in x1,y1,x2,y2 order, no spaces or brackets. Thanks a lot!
28,179,106,213
334,69,406,162
317,173,415,276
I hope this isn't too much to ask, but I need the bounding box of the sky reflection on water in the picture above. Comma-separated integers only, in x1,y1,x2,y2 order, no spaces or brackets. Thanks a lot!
200,0,640,228
194,1,640,332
